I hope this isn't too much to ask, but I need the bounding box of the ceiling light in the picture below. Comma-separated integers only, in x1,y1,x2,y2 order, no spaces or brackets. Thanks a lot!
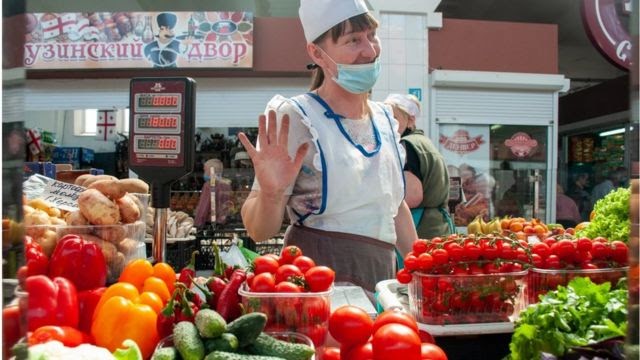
599,128,626,137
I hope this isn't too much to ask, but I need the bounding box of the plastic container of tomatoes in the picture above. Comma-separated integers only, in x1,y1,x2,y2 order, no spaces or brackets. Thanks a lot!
526,266,628,304
239,284,333,348
408,269,528,325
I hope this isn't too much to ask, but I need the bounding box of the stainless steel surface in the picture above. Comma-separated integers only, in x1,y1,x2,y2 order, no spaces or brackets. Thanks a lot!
153,208,168,262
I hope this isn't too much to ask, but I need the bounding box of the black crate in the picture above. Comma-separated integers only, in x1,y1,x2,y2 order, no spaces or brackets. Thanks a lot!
145,238,198,270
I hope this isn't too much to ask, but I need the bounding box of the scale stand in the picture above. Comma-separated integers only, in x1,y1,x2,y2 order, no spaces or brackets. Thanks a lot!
128,77,196,263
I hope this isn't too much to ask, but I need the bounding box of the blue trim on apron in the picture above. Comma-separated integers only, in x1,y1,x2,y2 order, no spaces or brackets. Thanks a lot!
287,96,329,225
306,92,381,157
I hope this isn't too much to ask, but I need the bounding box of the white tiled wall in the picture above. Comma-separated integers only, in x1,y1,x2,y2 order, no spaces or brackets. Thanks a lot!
373,12,428,130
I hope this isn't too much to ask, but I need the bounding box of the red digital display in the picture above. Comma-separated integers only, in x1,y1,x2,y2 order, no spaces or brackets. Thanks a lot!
136,137,179,151
137,115,179,129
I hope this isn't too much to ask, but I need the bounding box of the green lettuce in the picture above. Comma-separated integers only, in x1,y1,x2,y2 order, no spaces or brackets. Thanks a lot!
577,187,630,243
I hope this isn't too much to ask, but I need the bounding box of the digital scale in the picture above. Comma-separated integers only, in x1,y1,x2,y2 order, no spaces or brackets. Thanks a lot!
129,77,196,262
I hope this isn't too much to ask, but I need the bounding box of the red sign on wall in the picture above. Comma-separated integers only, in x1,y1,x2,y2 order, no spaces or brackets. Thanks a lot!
581,0,632,70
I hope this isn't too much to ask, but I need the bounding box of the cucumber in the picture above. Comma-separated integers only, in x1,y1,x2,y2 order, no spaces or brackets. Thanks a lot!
195,309,227,338
248,333,315,360
225,312,267,347
173,321,206,360
151,346,179,360
204,351,285,360
204,333,239,353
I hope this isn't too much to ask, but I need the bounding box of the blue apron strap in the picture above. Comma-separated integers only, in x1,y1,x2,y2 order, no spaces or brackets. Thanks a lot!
438,206,456,234
410,208,425,227
394,247,404,270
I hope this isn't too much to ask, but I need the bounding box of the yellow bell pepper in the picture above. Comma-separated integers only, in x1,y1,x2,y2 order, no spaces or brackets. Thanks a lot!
93,282,163,318
119,259,175,300
91,295,159,359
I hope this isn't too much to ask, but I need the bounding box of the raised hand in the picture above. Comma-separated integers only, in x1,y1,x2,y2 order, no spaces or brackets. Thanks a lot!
238,110,309,199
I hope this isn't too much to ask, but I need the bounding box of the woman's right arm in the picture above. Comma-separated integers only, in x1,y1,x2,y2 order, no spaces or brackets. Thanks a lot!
238,110,309,242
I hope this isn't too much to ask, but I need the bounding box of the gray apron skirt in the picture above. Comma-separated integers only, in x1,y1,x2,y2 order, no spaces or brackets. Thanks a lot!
284,225,395,292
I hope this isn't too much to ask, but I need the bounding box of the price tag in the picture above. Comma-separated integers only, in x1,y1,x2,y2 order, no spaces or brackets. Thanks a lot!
24,174,83,211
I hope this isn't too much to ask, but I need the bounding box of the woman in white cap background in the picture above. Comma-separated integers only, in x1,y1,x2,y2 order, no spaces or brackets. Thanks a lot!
384,94,454,240
237,0,417,292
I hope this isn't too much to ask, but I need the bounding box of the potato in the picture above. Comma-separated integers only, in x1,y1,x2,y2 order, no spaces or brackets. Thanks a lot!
37,229,58,257
94,225,126,244
83,234,117,263
64,210,88,226
117,238,140,257
23,205,35,216
116,194,141,224
81,174,118,188
78,189,120,225
88,179,126,200
118,178,149,194
49,217,66,226
74,174,93,186
108,252,126,283
27,198,54,212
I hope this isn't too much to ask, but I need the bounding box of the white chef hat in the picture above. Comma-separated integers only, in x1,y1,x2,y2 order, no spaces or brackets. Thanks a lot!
299,0,370,43
384,94,421,118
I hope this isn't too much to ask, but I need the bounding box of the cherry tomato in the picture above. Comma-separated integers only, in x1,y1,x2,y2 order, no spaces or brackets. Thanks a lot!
421,342,448,360
591,241,609,260
253,255,280,274
372,323,421,360
431,249,449,266
279,245,303,264
275,281,302,293
322,347,341,360
292,256,316,274
396,269,413,284
251,272,276,292
372,309,419,334
463,242,481,261
275,264,304,284
404,255,418,271
412,240,428,254
446,243,464,262
531,242,550,259
610,241,629,265
329,305,373,346
417,253,434,271
575,237,593,252
304,266,335,292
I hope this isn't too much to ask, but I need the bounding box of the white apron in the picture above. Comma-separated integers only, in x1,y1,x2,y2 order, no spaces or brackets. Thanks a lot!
266,93,405,244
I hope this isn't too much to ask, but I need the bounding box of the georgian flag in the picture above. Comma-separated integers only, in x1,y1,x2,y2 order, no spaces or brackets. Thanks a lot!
42,13,100,41
96,110,117,141
25,128,42,155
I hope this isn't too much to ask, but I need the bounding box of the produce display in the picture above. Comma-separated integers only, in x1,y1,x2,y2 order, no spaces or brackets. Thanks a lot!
576,187,630,243
322,306,446,360
240,246,335,348
509,277,627,360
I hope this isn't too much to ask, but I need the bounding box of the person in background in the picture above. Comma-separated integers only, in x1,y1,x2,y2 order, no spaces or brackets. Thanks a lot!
384,93,454,239
556,183,581,228
194,159,232,229
591,167,627,205
237,0,417,292
568,172,592,221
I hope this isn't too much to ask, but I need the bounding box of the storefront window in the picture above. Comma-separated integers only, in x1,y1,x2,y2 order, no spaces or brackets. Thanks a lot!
441,124,550,228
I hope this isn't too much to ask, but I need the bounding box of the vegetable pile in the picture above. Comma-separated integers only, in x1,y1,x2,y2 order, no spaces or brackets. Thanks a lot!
509,277,628,360
577,187,630,243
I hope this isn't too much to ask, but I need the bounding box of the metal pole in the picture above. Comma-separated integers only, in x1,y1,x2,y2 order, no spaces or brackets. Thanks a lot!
153,207,168,262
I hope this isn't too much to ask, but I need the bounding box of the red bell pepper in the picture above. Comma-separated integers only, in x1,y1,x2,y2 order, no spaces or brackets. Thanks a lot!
77,287,107,334
25,275,79,331
48,234,107,291
3,306,22,359
216,268,246,321
24,235,49,276
177,251,198,288
28,325,92,347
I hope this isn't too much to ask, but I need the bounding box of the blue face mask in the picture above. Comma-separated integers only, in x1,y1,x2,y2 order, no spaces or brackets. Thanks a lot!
319,47,381,94
203,175,211,182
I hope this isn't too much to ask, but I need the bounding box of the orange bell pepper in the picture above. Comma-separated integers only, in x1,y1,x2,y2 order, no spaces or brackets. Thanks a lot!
93,282,163,318
153,262,177,294
143,276,171,303
119,259,176,298
91,295,159,359
118,259,154,290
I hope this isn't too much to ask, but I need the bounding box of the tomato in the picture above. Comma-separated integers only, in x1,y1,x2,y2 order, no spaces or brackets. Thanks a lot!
3,306,22,358
300,323,328,347
396,269,413,284
372,323,421,360
413,240,428,254
499,243,515,260
421,342,448,360
431,249,449,266
372,309,419,334
418,329,435,344
292,256,316,274
610,241,628,265
253,255,281,275
404,255,418,271
552,239,575,261
344,342,373,360
329,305,373,346
575,237,593,252
446,243,464,262
463,242,481,261
275,264,304,284
531,242,550,259
480,239,499,260
417,253,434,271
322,347,341,360
280,245,303,264
304,266,335,292
531,253,544,268
302,297,330,323
275,281,302,293
591,241,609,260
251,272,276,292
